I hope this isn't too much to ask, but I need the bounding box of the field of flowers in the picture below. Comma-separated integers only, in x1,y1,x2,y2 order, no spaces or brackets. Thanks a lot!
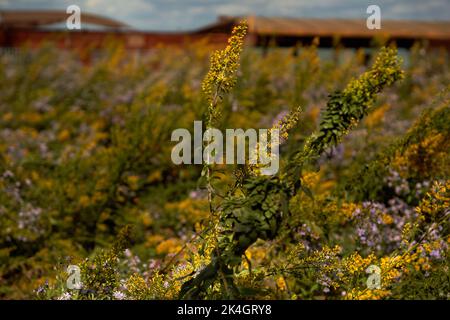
0,27,449,300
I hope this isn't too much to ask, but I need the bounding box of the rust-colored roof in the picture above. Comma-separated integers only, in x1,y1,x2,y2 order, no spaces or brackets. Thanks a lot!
0,10,128,28
197,16,450,40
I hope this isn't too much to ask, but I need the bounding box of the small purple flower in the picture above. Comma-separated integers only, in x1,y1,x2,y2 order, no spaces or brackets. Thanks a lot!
113,291,126,300
429,249,441,260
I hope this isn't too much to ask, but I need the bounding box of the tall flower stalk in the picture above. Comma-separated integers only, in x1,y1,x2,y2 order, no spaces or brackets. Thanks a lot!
287,47,404,179
201,22,248,215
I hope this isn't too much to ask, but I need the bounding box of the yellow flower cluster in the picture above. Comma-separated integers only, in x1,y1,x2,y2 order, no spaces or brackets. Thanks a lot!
272,106,303,142
164,198,209,225
415,180,449,218
248,106,303,176
242,245,267,269
381,213,394,225
202,22,248,123
156,238,183,255
145,234,164,248
344,253,411,300
346,288,391,300
365,103,390,129
343,253,377,275
276,276,287,291
169,238,216,294
379,255,405,284
393,132,449,178
126,274,150,299
337,202,361,223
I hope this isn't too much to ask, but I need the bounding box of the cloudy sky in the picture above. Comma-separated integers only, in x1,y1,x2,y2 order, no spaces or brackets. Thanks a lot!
0,0,449,30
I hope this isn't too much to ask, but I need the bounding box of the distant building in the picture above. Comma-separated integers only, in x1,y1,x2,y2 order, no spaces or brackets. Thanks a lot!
1,11,449,51
0,10,228,51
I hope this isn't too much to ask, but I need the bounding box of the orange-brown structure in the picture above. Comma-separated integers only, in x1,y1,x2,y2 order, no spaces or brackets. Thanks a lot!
0,10,229,50
1,11,449,50
199,16,450,49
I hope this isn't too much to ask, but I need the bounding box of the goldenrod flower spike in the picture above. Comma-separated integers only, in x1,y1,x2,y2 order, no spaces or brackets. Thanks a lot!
292,47,404,168
202,22,248,125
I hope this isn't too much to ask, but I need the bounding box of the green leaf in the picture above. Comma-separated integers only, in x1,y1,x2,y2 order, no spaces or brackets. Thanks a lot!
301,185,314,199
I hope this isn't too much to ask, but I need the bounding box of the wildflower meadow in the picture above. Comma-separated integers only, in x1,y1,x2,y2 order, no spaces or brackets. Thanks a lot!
0,23,449,300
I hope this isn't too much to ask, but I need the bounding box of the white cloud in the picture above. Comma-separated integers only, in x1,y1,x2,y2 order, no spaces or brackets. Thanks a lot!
0,0,448,30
